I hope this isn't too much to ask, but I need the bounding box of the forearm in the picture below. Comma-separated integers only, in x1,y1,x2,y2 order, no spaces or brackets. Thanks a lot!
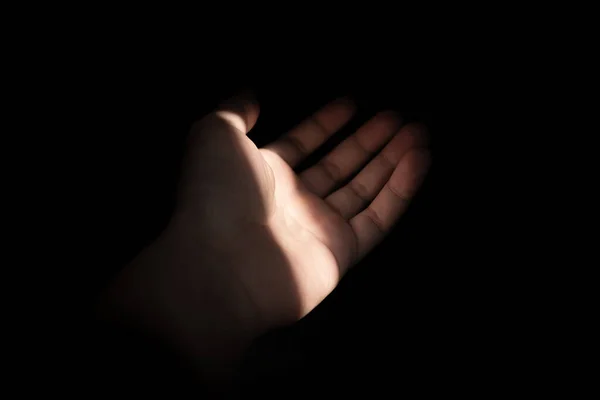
97,227,264,388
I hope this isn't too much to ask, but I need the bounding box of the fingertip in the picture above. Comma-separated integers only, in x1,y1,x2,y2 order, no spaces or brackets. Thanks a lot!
415,147,431,166
390,147,431,195
407,147,431,183
400,122,430,147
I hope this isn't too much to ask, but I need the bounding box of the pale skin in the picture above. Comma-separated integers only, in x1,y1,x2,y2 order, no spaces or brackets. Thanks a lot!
100,93,430,386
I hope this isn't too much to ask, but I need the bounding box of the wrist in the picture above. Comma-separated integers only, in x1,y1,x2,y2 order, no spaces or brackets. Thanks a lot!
98,227,266,381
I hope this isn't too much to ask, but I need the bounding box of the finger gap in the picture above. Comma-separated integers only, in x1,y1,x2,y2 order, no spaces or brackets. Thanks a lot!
328,129,401,197
250,96,342,148
292,112,366,173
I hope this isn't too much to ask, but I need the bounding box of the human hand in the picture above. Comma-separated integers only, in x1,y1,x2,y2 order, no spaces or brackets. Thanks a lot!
102,92,430,380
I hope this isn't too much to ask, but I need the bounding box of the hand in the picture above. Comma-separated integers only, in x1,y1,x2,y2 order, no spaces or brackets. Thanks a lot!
102,92,430,379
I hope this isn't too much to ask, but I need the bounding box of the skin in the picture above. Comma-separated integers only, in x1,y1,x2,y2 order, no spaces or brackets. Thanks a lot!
100,92,430,387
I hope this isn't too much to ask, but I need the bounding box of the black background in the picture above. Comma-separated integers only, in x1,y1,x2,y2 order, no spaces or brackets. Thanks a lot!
8,17,563,398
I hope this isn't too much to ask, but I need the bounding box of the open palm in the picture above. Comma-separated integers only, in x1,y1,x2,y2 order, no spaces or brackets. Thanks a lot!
179,95,429,327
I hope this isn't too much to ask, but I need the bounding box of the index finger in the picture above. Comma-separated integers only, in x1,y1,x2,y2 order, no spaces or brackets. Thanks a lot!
263,97,356,167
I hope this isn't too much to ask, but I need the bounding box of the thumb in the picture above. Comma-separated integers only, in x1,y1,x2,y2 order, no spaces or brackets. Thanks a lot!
194,90,260,136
